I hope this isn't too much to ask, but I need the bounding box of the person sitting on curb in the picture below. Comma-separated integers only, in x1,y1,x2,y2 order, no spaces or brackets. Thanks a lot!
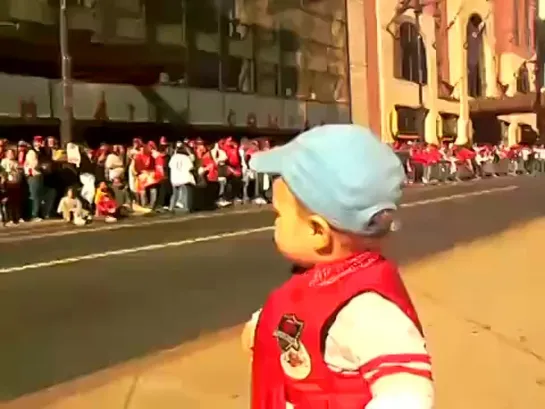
94,182,118,223
57,187,89,226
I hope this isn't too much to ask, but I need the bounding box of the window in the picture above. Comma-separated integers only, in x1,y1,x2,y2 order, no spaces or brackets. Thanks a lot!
186,1,219,34
331,20,346,49
303,40,328,72
440,113,458,140
297,70,313,99
467,66,483,97
333,75,348,102
516,64,530,93
302,0,336,19
77,0,95,7
279,29,300,53
520,124,537,145
255,26,279,63
255,61,279,96
310,71,336,101
187,50,220,89
53,0,94,7
161,66,187,84
467,15,485,97
396,106,423,135
147,0,182,24
116,0,142,15
501,121,509,145
395,22,428,84
281,66,298,97
222,56,253,92
228,20,250,41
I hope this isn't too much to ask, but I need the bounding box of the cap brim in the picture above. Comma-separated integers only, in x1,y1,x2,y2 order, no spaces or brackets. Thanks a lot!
249,145,290,175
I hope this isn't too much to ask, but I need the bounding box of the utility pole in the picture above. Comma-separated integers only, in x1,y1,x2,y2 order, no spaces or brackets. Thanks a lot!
535,1,544,142
414,2,425,142
60,0,73,146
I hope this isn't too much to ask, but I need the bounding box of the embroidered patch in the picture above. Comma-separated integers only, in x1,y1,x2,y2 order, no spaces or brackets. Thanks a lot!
274,314,311,380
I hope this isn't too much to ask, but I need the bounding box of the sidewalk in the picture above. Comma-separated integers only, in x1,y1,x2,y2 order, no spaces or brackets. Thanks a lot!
5,218,545,409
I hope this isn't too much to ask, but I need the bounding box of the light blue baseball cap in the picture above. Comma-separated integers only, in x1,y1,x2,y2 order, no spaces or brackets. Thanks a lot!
249,124,405,235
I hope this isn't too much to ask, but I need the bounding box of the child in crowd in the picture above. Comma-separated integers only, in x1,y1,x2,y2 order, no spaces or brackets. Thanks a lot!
57,187,89,226
94,181,118,223
243,125,433,409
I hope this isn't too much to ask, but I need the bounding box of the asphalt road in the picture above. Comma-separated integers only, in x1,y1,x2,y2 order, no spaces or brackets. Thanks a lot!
0,175,543,401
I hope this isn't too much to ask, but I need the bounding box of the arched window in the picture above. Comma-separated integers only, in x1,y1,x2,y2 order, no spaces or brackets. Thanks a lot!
516,64,530,93
466,14,485,98
394,22,427,85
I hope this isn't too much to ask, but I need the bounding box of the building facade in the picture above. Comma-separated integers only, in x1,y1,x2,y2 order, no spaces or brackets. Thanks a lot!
348,0,539,146
0,0,351,137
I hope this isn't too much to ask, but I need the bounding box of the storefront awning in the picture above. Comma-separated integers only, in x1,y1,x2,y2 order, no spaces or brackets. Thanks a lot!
469,93,543,116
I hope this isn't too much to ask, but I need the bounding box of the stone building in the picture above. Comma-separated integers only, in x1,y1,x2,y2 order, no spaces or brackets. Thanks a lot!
348,0,539,145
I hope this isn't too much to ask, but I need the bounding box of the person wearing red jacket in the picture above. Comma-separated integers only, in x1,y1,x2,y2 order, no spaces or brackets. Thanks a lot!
242,125,433,409
224,136,242,175
133,142,157,207
17,141,28,167
450,145,476,179
221,136,243,202
200,147,219,183
421,145,443,183
152,141,169,210
408,144,428,183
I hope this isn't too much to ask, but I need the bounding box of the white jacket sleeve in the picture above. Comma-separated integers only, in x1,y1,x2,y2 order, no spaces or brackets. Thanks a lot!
326,293,434,409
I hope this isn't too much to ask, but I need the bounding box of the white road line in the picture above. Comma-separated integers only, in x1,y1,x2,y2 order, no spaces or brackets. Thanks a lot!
400,185,517,208
0,184,519,274
0,226,274,274
0,207,267,243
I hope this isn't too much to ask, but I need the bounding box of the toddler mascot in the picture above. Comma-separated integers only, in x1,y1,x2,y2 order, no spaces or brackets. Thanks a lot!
242,125,434,409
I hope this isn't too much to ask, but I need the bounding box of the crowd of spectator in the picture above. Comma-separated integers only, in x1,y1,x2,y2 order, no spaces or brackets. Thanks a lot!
0,134,542,227
392,141,545,184
0,135,271,227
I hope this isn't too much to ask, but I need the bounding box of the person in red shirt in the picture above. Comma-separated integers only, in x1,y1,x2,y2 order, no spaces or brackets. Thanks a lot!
152,141,170,210
450,145,476,180
242,125,433,409
222,136,243,202
94,181,118,222
17,141,28,167
421,144,442,184
408,143,427,183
